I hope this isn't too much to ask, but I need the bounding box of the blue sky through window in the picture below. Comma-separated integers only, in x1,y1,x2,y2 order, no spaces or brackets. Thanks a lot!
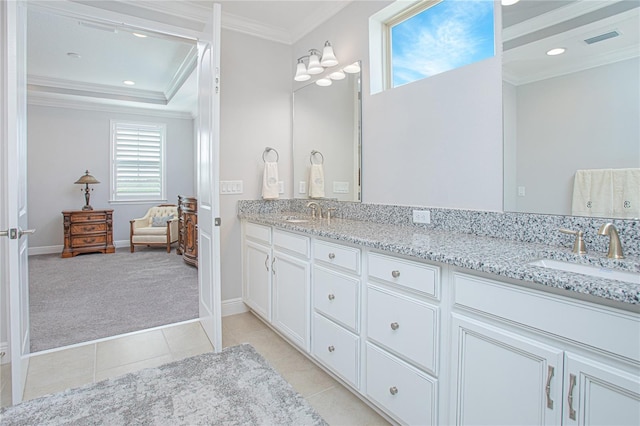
391,0,495,87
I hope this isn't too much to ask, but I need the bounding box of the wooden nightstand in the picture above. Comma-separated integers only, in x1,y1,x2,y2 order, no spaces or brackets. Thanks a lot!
61,209,115,258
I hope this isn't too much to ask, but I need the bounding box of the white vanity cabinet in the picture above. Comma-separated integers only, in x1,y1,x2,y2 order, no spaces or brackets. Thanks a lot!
271,229,311,351
365,252,442,426
242,222,272,321
451,272,640,426
311,240,362,388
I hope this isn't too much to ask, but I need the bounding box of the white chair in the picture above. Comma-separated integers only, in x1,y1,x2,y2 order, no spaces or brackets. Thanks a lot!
129,204,179,253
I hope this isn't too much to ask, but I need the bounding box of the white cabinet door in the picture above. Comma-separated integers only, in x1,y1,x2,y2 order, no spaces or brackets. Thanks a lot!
564,353,640,426
451,315,564,426
272,250,310,350
243,240,271,321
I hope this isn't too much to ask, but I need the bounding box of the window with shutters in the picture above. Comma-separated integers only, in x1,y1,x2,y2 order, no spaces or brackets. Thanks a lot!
110,120,167,202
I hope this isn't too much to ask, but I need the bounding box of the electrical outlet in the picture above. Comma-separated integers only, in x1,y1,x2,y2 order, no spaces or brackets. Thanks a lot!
412,210,431,224
278,181,284,194
299,181,306,194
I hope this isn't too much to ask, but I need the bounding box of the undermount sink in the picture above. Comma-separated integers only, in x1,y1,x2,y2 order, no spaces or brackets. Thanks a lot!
285,218,309,223
528,259,640,284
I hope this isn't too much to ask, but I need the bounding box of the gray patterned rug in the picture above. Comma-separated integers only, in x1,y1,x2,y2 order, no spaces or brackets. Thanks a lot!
0,344,327,425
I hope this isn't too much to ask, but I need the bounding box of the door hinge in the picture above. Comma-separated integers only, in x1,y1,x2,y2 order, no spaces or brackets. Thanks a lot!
9,228,17,239
214,218,221,226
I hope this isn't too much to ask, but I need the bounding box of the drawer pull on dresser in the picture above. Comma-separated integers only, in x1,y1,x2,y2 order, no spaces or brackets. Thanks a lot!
391,270,400,278
389,386,399,396
390,322,400,331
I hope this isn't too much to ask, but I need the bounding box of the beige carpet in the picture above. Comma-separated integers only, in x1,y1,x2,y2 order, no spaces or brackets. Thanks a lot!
29,247,198,352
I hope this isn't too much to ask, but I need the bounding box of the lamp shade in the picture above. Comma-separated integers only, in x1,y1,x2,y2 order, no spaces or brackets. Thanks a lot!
320,41,338,67
316,77,332,87
343,62,361,74
307,50,323,74
294,60,311,81
74,170,100,185
329,70,345,80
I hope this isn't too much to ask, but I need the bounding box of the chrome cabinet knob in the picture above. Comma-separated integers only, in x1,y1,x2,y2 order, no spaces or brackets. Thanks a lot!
391,270,400,278
328,345,335,352
389,386,398,395
328,252,336,260
390,322,399,331
328,294,335,300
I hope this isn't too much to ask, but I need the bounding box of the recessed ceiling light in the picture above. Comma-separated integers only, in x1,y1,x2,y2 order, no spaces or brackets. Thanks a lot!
66,52,81,59
123,80,136,86
546,48,566,56
501,0,520,5
132,32,147,38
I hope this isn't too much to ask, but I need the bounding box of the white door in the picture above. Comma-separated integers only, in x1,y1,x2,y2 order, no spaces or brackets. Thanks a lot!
1,0,32,404
196,3,222,352
451,315,564,426
564,352,640,426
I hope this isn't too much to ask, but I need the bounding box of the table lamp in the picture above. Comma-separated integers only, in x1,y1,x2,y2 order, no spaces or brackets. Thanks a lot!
74,170,100,210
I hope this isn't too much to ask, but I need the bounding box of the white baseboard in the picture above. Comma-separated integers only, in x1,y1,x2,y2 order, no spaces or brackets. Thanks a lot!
222,298,248,317
29,240,130,256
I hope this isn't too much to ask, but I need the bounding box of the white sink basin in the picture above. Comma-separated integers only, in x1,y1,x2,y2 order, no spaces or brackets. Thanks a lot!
285,218,309,223
528,259,640,284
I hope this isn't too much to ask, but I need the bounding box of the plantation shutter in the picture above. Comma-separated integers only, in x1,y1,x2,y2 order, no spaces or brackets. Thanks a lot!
111,121,166,201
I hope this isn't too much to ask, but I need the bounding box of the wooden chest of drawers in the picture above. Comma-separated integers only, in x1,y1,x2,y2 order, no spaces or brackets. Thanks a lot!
177,196,198,267
61,209,115,258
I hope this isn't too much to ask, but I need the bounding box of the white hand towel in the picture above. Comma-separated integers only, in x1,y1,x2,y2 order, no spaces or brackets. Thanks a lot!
308,164,325,198
571,169,613,217
262,161,279,200
612,168,640,219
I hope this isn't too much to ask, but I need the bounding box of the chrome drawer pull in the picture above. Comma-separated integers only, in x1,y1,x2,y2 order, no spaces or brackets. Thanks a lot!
568,374,577,420
390,322,400,331
389,386,398,395
328,294,335,300
328,345,335,352
328,252,336,259
545,365,554,409
391,270,400,278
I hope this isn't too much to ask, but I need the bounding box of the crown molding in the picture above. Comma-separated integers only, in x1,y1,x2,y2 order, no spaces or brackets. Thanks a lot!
222,11,292,44
28,92,196,120
290,1,353,43
165,46,198,102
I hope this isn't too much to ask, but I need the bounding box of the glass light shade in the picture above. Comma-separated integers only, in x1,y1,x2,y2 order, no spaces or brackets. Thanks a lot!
316,78,332,87
329,70,345,80
74,170,100,185
307,51,323,75
320,41,338,67
294,61,311,81
343,62,361,73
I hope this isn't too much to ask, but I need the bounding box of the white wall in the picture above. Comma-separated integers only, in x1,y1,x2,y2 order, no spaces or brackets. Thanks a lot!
219,29,292,300
514,58,640,215
27,105,195,248
293,1,504,210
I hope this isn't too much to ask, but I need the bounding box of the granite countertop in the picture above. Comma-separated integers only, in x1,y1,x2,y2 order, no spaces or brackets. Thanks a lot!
240,213,640,310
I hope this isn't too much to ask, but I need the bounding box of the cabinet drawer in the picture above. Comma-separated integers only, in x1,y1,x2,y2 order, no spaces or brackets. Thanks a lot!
366,343,437,426
368,252,439,298
313,266,359,332
70,212,107,223
273,229,309,258
71,223,106,234
312,313,359,388
313,240,360,274
245,222,271,244
71,234,106,247
367,285,439,373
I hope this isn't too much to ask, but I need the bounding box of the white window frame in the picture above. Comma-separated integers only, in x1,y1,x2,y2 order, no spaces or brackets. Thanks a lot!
110,120,167,203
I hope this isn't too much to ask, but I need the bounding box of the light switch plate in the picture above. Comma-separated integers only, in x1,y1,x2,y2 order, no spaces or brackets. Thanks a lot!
220,180,243,194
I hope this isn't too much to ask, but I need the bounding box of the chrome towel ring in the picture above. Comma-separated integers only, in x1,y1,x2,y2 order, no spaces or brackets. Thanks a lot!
262,147,279,162
310,150,324,165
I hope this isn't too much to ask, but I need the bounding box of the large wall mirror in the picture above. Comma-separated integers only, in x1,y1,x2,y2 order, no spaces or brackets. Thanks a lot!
502,0,639,218
292,66,362,202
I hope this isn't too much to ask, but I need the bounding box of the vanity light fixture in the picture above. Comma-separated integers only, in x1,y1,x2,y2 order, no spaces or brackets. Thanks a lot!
342,62,361,74
316,77,332,87
329,70,346,80
294,41,339,81
546,47,566,56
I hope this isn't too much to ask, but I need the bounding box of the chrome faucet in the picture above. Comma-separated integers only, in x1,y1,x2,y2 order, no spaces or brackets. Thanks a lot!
306,201,321,220
598,223,624,259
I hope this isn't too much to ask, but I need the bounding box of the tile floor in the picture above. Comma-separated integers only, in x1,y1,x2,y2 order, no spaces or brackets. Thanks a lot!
9,313,390,425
